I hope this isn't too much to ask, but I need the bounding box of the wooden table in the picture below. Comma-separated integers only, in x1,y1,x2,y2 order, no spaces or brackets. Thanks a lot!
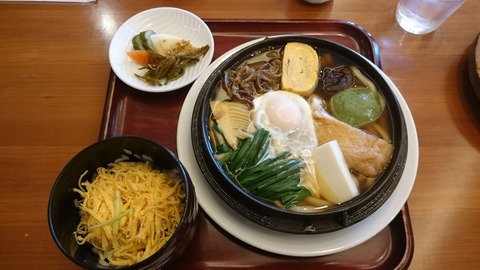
0,0,479,269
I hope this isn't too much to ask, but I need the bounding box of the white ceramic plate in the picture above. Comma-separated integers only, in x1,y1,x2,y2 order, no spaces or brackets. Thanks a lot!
109,7,214,93
177,38,419,257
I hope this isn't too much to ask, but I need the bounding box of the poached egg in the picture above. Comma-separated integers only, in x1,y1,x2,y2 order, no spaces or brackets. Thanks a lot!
251,90,318,159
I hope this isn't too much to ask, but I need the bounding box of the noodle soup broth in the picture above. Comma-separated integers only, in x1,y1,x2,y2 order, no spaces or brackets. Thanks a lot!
192,36,407,234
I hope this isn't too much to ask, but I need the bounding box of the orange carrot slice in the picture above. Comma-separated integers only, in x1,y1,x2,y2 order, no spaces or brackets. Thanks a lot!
127,50,151,67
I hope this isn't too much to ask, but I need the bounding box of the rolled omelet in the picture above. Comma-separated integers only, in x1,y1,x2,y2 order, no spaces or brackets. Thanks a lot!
281,42,320,95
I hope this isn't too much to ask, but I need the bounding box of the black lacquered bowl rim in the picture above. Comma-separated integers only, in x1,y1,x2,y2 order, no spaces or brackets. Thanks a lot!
48,135,198,269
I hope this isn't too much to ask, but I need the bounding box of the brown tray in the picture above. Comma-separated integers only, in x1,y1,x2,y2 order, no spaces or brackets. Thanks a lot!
99,19,414,270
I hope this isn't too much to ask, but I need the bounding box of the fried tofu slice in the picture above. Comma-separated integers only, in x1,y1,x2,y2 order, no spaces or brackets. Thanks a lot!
312,108,393,178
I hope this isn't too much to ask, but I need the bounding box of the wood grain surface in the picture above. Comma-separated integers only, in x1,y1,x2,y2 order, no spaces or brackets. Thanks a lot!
0,0,479,269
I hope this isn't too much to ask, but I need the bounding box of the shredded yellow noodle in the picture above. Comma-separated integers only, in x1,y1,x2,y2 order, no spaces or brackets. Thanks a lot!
73,161,185,267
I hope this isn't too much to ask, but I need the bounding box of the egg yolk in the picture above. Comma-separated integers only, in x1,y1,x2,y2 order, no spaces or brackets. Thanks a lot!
263,94,303,133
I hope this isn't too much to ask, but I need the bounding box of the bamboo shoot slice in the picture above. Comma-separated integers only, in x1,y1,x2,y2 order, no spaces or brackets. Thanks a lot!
210,101,251,149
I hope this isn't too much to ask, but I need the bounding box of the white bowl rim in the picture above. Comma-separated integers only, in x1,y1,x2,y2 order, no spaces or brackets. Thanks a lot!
108,7,215,93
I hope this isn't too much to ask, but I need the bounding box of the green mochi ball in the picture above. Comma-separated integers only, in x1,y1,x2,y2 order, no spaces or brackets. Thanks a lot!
330,87,383,127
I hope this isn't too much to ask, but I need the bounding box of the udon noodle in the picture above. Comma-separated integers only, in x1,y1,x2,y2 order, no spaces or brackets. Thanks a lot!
209,43,394,212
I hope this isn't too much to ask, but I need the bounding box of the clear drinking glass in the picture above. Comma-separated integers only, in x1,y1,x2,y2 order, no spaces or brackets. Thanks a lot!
396,0,465,35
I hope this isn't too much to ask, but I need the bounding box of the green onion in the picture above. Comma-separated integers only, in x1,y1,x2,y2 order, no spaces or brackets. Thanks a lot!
222,128,308,209
88,210,131,232
281,188,311,209
113,189,121,234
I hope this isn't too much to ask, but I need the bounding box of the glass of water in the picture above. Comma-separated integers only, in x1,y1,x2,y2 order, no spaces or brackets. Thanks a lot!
396,0,465,35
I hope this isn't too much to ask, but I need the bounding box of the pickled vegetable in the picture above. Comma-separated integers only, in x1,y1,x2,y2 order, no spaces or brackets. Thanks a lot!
128,30,210,86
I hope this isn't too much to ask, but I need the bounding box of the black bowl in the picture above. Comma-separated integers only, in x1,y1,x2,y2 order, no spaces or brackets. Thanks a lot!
48,136,198,269
192,36,408,234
